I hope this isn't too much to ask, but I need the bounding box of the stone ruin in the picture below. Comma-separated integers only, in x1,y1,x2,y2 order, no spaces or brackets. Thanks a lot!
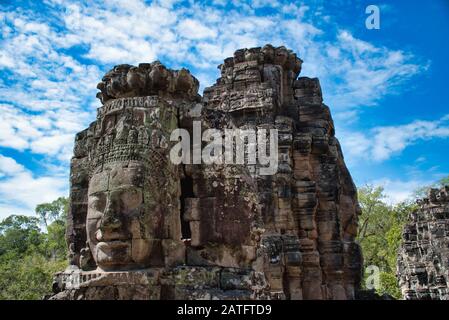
397,186,449,300
50,44,363,300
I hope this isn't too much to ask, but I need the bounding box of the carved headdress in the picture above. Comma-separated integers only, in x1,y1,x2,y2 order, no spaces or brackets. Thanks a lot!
96,61,200,104
83,61,200,177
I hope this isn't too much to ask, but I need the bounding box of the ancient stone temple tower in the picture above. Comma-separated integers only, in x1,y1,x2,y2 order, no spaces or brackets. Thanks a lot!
50,45,362,300
397,186,449,300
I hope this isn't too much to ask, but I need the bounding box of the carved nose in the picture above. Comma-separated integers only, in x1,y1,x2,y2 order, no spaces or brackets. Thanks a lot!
100,199,122,230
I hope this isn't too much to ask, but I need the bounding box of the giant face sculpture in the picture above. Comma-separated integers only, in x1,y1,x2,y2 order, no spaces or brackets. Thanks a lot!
87,162,163,271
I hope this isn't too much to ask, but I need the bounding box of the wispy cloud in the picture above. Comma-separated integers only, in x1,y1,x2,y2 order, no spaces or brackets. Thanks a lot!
0,155,67,218
0,154,25,177
370,177,426,204
340,114,449,162
0,0,429,217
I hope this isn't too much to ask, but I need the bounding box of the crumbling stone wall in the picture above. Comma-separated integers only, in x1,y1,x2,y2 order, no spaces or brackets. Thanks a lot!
397,186,449,300
51,45,362,300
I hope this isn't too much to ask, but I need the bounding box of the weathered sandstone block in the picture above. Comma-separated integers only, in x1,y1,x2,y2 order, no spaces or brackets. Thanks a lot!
398,186,449,300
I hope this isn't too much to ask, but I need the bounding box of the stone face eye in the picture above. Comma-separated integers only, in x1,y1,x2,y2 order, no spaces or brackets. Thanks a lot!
89,194,106,213
120,189,143,213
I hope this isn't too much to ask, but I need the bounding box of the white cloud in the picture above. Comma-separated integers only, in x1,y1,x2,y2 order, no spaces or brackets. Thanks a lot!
363,164,448,204
178,19,218,40
340,114,449,163
250,0,281,9
0,0,430,217
0,104,41,151
372,119,449,161
320,31,425,118
0,104,82,161
30,134,74,161
0,155,25,177
0,155,68,219
415,156,426,163
0,1,428,147
369,177,433,204
0,204,31,218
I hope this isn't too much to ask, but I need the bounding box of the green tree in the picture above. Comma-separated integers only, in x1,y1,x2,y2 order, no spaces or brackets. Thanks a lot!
36,197,68,260
0,252,66,299
414,175,449,198
44,219,66,260
357,185,416,299
0,197,68,300
0,215,42,255
35,197,68,228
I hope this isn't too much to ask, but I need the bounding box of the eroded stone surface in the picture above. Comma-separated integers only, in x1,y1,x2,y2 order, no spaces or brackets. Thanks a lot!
51,44,362,300
397,186,449,300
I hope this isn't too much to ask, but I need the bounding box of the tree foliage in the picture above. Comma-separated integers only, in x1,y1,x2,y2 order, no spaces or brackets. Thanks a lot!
35,197,68,228
0,215,42,256
356,185,416,299
414,175,449,198
0,198,68,300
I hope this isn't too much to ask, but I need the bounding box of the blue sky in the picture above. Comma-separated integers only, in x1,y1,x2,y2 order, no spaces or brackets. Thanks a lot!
0,0,448,219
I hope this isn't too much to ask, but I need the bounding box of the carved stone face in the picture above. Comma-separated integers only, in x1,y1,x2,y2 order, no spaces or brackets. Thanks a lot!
87,163,160,270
